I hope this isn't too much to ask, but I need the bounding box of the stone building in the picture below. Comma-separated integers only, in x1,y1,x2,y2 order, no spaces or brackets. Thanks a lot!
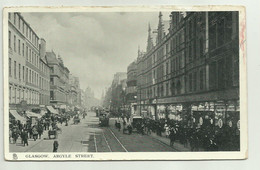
46,51,70,107
136,11,240,127
126,60,138,116
8,12,50,113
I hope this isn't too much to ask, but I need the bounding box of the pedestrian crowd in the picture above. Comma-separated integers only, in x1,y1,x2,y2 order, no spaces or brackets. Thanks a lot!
113,117,240,151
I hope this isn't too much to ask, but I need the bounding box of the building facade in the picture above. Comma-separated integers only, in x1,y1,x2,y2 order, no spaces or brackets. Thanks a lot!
137,11,239,131
126,60,138,116
8,12,50,112
46,51,70,107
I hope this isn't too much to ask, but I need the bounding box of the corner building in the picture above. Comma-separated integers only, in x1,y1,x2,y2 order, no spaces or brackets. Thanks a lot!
137,12,240,141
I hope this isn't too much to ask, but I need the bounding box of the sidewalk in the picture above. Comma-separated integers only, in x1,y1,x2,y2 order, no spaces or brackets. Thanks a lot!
149,132,191,152
9,130,49,152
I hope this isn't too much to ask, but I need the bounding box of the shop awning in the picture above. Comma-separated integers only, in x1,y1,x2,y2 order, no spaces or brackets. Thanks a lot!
46,106,59,114
26,111,42,119
9,110,27,123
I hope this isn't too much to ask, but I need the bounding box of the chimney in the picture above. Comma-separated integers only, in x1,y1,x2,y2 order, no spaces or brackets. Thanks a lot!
39,38,46,59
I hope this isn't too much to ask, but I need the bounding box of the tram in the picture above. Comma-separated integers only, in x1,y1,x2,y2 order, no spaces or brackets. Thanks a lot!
99,111,110,127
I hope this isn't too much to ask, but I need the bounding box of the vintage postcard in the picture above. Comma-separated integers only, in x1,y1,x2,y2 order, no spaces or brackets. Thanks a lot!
3,6,247,161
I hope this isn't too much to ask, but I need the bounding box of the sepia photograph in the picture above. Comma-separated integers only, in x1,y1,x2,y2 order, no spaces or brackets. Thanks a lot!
3,6,247,160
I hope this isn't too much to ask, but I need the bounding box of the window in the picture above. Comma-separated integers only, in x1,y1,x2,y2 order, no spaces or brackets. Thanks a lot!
14,35,16,52
32,51,34,64
9,87,11,102
29,70,31,83
209,24,217,50
50,91,54,100
14,13,16,25
193,72,197,91
200,69,204,90
18,64,21,80
22,43,24,56
26,26,28,37
9,58,11,77
22,22,25,34
26,68,28,82
225,13,233,42
209,61,217,90
166,82,169,96
217,19,225,47
171,81,175,95
18,39,20,54
218,58,225,89
189,73,192,92
200,38,204,57
19,18,21,29
177,80,181,94
8,31,11,47
26,46,28,60
22,66,25,81
29,49,31,62
14,61,16,79
166,62,169,76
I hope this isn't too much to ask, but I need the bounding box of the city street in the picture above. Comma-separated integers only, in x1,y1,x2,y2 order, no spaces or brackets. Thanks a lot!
10,112,176,152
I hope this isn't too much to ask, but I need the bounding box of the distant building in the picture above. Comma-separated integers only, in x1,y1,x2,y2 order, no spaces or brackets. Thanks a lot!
126,60,137,115
46,51,70,107
110,72,127,116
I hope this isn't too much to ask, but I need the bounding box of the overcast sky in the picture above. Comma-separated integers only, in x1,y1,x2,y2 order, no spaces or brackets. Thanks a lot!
21,12,171,99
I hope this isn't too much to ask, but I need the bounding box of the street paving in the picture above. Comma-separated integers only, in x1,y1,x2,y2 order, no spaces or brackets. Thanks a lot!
10,112,176,152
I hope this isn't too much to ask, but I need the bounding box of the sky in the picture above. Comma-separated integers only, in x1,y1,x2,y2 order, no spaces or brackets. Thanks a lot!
21,12,171,99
